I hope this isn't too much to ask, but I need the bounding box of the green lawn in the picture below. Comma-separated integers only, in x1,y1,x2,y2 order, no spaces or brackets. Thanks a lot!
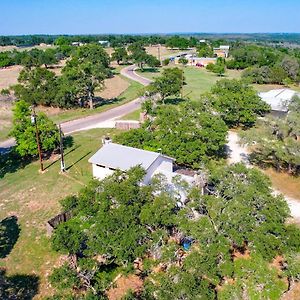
0,128,119,298
136,66,242,100
119,108,141,121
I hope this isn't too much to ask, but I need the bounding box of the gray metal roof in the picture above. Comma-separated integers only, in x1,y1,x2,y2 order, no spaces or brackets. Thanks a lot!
88,143,172,171
259,89,300,112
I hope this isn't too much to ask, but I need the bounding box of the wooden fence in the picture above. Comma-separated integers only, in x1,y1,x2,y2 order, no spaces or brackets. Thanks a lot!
46,211,73,236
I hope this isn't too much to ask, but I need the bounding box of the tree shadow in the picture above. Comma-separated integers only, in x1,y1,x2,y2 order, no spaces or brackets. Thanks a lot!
0,136,75,178
0,151,32,179
0,216,20,259
0,268,39,300
93,96,124,108
140,67,159,73
164,98,186,105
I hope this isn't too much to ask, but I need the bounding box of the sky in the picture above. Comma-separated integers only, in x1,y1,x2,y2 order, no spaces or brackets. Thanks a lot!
0,0,300,35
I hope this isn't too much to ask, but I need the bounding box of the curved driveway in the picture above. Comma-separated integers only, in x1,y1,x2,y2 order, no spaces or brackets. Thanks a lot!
121,65,153,86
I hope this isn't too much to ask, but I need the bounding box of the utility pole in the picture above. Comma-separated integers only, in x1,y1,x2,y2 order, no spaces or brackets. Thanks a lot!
58,124,66,172
180,69,184,99
158,44,161,64
31,106,43,172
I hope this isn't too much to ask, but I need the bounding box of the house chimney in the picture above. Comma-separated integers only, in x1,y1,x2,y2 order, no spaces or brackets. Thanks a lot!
102,136,112,145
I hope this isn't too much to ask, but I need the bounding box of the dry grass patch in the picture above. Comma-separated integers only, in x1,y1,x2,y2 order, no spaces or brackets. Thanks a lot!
96,75,129,99
0,45,55,53
0,65,23,90
145,46,184,59
253,83,300,93
264,169,300,201
107,275,143,300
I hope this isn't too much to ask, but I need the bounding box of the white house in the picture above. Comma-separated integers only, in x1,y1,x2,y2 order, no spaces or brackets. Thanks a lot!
98,40,110,47
259,89,300,116
88,142,196,204
213,45,230,58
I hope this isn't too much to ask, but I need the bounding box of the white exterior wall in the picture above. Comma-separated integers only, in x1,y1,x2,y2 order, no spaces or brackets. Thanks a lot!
92,164,114,180
143,156,173,185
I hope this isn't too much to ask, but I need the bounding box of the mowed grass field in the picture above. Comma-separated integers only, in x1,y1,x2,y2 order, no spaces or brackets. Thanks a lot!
137,65,300,99
0,128,119,298
137,66,242,99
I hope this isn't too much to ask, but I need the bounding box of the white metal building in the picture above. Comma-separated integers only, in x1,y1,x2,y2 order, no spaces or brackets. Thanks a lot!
259,89,300,115
88,142,194,186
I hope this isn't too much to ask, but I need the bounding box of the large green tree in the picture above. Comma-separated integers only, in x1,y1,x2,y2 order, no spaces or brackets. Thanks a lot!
147,68,184,103
49,164,300,299
143,164,300,299
207,79,270,127
61,44,111,109
111,47,128,65
128,43,160,70
12,67,57,106
10,100,59,157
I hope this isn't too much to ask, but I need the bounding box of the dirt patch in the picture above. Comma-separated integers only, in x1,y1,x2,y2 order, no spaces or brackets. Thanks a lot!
107,275,143,300
282,282,300,300
96,75,129,100
264,169,300,201
48,59,67,76
0,45,55,53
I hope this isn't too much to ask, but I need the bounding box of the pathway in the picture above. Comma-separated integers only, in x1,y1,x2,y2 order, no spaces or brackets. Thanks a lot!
227,131,300,221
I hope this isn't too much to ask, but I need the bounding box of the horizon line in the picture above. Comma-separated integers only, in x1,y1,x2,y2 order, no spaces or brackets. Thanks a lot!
1,32,300,37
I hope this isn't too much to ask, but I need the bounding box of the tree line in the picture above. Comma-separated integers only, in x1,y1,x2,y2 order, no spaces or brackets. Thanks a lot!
5,43,161,109
7,44,110,109
227,43,300,85
0,45,73,68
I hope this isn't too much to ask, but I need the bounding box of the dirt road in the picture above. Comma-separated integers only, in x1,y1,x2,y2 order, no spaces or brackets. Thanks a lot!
227,131,300,221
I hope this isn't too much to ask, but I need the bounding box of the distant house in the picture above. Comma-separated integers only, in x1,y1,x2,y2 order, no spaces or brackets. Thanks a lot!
213,45,230,58
88,141,196,201
259,89,299,117
71,42,84,46
174,55,216,67
193,57,217,67
98,40,110,47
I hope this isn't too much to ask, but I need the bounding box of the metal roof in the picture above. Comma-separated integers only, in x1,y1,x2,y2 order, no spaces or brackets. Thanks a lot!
88,143,173,171
259,89,299,112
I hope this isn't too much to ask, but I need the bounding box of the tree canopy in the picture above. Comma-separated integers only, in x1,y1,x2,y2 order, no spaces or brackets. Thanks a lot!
128,43,160,70
146,68,184,103
9,100,59,157
11,44,111,109
116,101,228,168
204,79,270,128
49,164,300,299
111,47,128,65
227,43,300,85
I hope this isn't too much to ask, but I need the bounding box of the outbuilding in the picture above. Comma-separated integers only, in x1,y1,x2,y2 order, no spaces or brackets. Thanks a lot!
259,89,300,117
88,141,196,202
